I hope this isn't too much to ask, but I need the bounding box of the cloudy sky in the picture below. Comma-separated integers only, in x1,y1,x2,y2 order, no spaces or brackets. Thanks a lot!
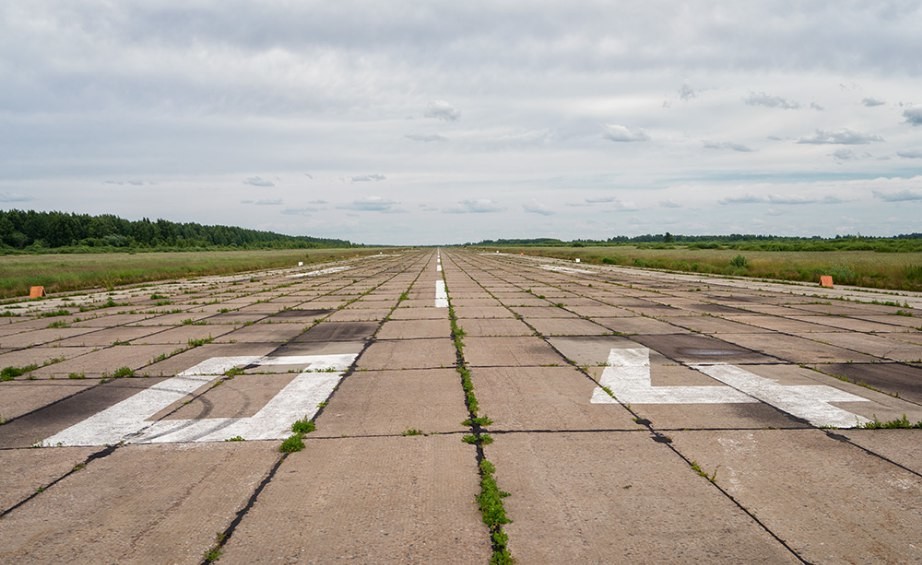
1,1,920,245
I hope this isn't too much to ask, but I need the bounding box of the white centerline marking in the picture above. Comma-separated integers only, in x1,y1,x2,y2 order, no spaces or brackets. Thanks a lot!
591,347,871,428
40,354,357,446
435,280,448,308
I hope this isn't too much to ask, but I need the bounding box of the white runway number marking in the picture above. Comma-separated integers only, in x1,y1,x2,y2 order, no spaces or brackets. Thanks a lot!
40,354,357,446
591,347,870,428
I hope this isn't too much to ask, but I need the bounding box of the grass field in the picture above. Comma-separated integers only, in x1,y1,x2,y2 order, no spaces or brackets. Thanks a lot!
480,246,922,292
0,248,388,299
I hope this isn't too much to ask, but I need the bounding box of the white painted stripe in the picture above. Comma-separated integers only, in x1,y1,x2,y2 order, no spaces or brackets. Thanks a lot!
436,264,442,272
435,280,448,308
541,265,595,275
592,348,752,404
40,354,357,446
691,364,870,428
288,266,351,278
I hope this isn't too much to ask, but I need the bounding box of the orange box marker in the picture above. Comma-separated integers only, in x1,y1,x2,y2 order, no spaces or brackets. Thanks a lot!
819,276,834,288
29,286,46,298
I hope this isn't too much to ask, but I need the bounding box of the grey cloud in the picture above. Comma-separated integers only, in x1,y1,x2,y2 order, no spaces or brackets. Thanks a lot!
831,149,858,161
603,124,649,142
744,92,800,110
308,199,328,204
897,150,922,159
678,83,696,101
523,202,555,216
703,141,754,152
405,133,448,143
904,107,922,126
339,196,399,212
254,199,283,205
873,190,922,202
425,100,460,121
0,192,32,203
862,97,885,107
659,200,681,208
810,102,824,111
103,180,147,186
281,207,319,216
304,173,313,179
720,194,845,205
243,176,275,187
797,129,884,144
445,199,504,214
585,196,617,204
350,174,386,182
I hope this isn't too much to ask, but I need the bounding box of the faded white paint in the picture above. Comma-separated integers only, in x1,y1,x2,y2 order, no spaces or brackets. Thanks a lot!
288,266,351,278
541,265,595,275
691,363,871,428
40,354,356,446
591,347,870,428
435,280,449,308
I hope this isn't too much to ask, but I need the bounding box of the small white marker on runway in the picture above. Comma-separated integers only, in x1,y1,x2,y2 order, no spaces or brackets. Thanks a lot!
435,280,448,308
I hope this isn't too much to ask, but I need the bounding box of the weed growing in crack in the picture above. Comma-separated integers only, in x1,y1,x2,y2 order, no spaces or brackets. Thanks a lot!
862,414,922,429
402,428,424,436
279,434,305,453
291,418,316,434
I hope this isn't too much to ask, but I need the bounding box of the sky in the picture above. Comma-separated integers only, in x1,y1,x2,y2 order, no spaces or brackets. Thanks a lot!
1,1,920,245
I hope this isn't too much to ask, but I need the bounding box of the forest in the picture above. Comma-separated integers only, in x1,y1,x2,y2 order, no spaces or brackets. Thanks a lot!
0,209,354,252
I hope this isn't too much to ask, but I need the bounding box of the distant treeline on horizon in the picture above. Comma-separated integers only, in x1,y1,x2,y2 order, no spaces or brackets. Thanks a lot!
0,209,355,252
469,232,922,252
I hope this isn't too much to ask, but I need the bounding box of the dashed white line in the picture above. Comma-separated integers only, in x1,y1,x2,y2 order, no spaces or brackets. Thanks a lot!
435,280,449,308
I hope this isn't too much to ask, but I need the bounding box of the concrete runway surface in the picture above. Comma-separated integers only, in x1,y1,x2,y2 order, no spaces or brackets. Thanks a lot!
1,249,920,563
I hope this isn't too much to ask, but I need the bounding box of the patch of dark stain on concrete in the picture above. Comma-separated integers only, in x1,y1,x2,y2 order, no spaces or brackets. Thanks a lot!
293,322,379,342
818,362,922,404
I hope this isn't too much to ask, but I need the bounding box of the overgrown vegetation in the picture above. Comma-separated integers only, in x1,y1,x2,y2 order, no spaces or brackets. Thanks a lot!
475,243,922,291
861,414,922,429
1,364,39,381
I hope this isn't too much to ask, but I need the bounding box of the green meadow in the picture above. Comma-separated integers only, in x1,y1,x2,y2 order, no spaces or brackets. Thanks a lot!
481,246,922,292
0,248,386,299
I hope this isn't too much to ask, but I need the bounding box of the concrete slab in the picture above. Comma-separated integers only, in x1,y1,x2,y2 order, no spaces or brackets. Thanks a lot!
357,338,456,370
0,327,99,348
527,316,612,336
593,316,683,335
451,305,515,319
662,315,767,335
292,321,378,342
487,433,797,563
315,369,468,437
817,362,922,404
129,324,237,344
716,332,876,364
723,314,833,334
463,336,564,367
841,429,922,474
0,346,96,373
326,307,392,322
0,378,168,448
214,323,306,343
30,345,177,379
376,319,451,340
508,305,579,319
138,343,278,377
53,326,166,347
473,366,639,431
0,443,279,564
0,446,99,512
0,378,102,422
809,331,922,362
670,429,922,564
457,318,532,337
219,436,490,564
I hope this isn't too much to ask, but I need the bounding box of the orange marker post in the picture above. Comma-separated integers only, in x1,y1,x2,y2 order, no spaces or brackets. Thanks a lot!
819,276,834,288
29,286,46,298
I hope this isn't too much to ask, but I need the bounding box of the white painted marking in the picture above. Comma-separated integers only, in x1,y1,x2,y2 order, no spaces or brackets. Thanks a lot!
541,265,595,275
435,280,448,308
591,347,871,428
41,354,357,446
691,363,871,428
591,348,752,404
288,266,351,278
436,264,442,272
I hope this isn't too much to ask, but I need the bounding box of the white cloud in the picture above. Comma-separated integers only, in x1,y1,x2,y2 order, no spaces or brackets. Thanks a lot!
744,92,800,110
243,176,275,187
523,202,555,216
425,100,460,121
603,124,650,142
873,189,922,202
339,196,399,212
350,174,386,182
797,129,884,145
405,133,447,143
445,199,504,214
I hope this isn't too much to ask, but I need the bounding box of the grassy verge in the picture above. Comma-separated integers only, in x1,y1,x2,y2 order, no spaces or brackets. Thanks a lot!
481,246,922,291
0,248,390,299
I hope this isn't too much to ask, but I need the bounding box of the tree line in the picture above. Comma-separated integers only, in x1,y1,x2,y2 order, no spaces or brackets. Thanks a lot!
0,209,355,251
